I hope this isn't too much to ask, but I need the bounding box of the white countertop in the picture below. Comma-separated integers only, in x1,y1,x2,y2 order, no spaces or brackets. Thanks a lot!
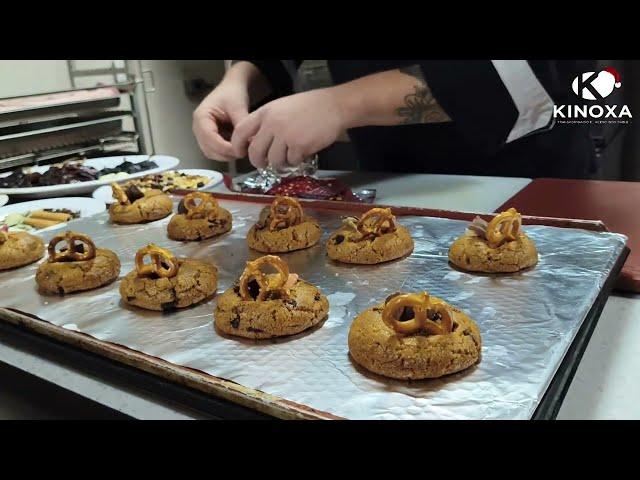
1,170,638,419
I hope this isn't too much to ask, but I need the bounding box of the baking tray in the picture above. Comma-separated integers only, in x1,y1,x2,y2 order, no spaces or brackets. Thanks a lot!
0,85,123,124
0,115,127,160
0,194,629,419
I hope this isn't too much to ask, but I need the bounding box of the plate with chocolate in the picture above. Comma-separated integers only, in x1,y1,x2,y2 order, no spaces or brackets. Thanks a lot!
91,169,223,205
0,197,105,233
0,154,179,199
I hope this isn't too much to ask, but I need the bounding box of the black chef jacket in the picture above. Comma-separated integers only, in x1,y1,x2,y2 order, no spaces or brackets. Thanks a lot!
244,60,596,179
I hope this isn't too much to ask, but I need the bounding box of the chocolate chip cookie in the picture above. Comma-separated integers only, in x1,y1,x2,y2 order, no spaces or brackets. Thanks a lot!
247,197,321,253
109,183,173,224
0,230,45,270
327,208,414,264
348,292,482,380
36,231,120,294
167,192,232,241
120,244,217,311
215,255,329,339
448,208,538,273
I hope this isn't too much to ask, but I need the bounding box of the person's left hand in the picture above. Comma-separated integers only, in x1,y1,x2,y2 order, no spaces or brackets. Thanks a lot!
231,88,346,170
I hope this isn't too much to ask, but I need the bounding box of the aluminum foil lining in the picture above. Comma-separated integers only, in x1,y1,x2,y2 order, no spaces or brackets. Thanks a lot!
0,199,626,419
237,155,318,192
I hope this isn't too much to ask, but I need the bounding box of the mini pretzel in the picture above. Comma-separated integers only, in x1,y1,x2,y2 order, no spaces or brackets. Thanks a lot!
183,192,219,220
135,244,178,278
239,255,298,301
269,196,303,231
382,292,453,336
111,182,130,205
357,208,397,238
486,208,522,248
48,231,96,262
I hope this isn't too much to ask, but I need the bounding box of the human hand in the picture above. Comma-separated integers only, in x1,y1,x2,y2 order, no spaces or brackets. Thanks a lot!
192,82,250,162
231,88,346,170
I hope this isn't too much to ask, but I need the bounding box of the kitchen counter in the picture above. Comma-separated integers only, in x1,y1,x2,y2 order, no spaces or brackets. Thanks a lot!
1,170,637,419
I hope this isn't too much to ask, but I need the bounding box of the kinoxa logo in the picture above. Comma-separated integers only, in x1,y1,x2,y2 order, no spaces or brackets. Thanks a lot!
553,66,632,124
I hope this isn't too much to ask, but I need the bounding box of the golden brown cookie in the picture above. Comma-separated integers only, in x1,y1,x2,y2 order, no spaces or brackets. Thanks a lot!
167,192,232,241
36,231,120,294
327,208,414,264
348,292,482,380
247,197,321,253
215,255,329,339
109,183,173,224
448,208,538,273
120,244,217,311
0,230,45,270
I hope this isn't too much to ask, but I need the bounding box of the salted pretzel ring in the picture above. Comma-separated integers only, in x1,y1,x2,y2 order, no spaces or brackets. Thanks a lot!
238,255,298,301
486,208,522,248
269,196,303,231
183,192,219,220
135,244,178,278
382,292,453,336
48,231,96,262
357,208,397,238
111,182,130,205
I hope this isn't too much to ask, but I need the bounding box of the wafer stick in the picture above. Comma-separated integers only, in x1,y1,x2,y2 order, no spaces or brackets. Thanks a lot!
23,217,60,229
29,210,73,222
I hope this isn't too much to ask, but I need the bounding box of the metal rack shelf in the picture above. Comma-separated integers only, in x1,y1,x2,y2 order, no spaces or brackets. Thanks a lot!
0,72,149,171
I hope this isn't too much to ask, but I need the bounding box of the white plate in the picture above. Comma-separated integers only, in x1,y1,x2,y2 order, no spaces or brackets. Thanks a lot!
0,154,180,199
0,194,7,207
91,168,224,204
0,197,105,233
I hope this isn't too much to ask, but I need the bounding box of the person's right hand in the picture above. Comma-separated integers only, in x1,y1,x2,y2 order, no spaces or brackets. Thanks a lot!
192,83,250,162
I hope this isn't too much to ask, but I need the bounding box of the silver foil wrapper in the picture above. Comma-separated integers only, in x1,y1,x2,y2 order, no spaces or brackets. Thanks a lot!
0,199,626,419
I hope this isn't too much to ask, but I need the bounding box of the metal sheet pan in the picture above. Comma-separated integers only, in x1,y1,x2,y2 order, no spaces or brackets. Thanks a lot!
0,85,124,124
0,116,126,160
0,197,627,419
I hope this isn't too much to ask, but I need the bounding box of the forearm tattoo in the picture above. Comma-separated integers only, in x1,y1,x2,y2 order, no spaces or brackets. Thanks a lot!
395,65,452,124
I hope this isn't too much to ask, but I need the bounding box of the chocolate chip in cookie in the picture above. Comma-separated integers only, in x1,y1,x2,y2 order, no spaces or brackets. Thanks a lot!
125,184,145,202
161,300,178,311
247,279,261,300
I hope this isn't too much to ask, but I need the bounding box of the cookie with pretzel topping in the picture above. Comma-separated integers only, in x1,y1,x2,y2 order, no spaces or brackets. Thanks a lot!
119,244,218,311
215,255,329,339
0,228,45,270
108,182,173,225
348,291,481,380
327,208,414,264
448,208,538,273
167,192,232,241
247,196,321,253
35,231,120,294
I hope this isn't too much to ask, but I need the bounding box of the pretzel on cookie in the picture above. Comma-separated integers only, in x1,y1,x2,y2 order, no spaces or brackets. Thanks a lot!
48,231,96,262
382,292,453,336
268,196,303,231
111,182,130,205
183,192,219,220
357,208,397,238
238,255,298,301
135,244,178,278
486,207,522,248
